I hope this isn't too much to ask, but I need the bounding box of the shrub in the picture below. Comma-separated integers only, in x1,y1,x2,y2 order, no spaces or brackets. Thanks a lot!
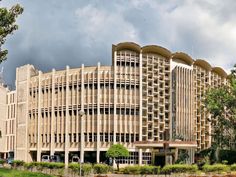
47,162,65,169
68,163,80,172
68,163,92,175
140,165,160,174
82,163,93,175
12,160,25,167
24,162,35,169
202,164,229,173
231,164,236,171
122,165,141,174
93,164,110,174
0,159,5,165
161,164,198,174
219,150,236,165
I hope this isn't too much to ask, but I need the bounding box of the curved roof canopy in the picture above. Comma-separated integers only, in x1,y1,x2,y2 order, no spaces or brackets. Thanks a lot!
194,59,212,71
141,45,172,58
212,67,227,78
115,42,141,53
171,52,194,66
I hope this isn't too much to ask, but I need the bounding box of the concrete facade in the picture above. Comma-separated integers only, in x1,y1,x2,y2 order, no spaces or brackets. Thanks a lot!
0,42,227,166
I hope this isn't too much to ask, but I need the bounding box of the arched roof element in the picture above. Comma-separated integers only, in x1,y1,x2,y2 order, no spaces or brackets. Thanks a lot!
194,59,212,71
171,52,194,66
115,42,141,53
141,45,172,58
212,67,227,78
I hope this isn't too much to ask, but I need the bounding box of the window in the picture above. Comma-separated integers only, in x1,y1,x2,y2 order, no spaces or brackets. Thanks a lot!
54,134,57,143
116,133,120,142
126,134,129,142
100,133,104,142
121,133,125,142
84,133,87,142
89,133,92,142
105,133,108,142
73,133,76,142
94,133,97,142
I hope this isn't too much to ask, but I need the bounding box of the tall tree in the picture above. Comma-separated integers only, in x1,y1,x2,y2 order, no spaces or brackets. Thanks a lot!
0,1,23,63
205,64,236,150
106,144,129,171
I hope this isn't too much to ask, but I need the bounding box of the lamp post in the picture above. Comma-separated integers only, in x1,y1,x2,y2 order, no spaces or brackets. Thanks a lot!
78,110,84,177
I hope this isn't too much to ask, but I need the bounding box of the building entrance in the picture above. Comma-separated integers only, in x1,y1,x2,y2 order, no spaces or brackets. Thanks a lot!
84,151,96,163
154,155,165,167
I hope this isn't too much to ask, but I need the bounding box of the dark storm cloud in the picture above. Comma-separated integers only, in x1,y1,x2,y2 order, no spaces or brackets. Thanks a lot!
1,0,236,87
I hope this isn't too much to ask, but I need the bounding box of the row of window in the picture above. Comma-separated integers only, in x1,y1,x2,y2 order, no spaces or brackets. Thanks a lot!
29,108,140,118
30,83,140,96
115,152,152,164
29,133,139,143
116,61,139,67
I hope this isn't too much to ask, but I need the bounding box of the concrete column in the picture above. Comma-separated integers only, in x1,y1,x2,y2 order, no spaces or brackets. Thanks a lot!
50,69,55,156
96,62,100,163
80,64,85,163
37,71,42,162
113,51,117,143
65,66,70,168
138,148,142,165
139,53,142,141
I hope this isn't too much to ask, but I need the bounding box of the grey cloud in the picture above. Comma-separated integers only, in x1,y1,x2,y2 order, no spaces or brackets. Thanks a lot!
1,0,236,87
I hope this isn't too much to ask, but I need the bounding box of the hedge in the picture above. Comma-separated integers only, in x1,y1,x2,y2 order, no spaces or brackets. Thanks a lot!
20,162,65,170
140,165,160,174
231,164,236,171
202,164,229,173
121,165,160,175
0,159,5,165
93,164,111,174
122,165,141,174
219,150,236,164
68,163,92,175
12,160,25,167
161,164,198,174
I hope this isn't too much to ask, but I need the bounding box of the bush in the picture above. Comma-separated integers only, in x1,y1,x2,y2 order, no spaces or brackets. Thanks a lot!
12,160,25,167
161,164,198,174
24,162,35,169
47,162,65,169
0,159,5,165
23,162,64,170
68,163,92,175
82,163,93,175
93,164,110,174
122,165,141,174
68,163,80,172
140,165,160,174
202,164,229,173
219,150,236,165
231,164,236,171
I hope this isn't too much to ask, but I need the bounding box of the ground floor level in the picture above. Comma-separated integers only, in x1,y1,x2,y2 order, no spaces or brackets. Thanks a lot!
1,141,197,167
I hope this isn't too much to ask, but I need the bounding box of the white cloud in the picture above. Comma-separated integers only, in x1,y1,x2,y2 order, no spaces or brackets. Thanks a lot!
74,4,139,47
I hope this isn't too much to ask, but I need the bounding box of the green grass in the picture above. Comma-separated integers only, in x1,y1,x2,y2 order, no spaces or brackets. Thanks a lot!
0,168,54,177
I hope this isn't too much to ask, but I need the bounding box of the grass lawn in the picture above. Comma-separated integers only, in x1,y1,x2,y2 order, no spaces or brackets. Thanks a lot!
0,168,55,177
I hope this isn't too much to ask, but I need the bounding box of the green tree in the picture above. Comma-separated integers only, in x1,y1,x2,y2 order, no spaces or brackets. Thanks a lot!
106,144,129,171
0,1,23,63
205,64,236,155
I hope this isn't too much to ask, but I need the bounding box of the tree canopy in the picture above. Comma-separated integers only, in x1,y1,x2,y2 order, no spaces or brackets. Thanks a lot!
0,1,23,63
205,64,236,150
106,144,129,158
106,144,129,170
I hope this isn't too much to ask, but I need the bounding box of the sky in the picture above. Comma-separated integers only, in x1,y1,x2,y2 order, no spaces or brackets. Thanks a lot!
1,0,236,87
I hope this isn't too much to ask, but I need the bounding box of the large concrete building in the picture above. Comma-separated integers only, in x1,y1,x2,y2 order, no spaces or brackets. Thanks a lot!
0,42,227,166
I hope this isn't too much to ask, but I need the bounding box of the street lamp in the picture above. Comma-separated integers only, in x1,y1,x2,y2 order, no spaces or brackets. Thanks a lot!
79,110,84,177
